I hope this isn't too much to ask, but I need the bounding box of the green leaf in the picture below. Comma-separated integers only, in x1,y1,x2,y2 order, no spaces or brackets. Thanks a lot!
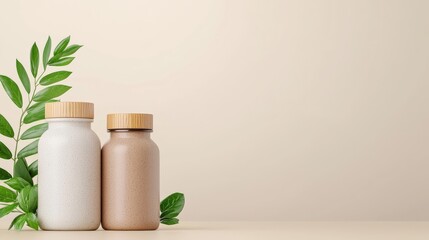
26,212,39,230
0,114,14,138
24,100,59,124
54,36,70,55
14,158,33,185
5,177,31,191
0,141,12,160
48,57,75,66
0,186,17,203
28,160,38,177
161,218,179,225
47,54,61,64
28,99,58,112
16,59,31,93
17,140,39,159
0,203,18,218
23,109,44,124
160,192,185,220
21,123,48,140
47,43,82,64
33,85,71,102
17,185,38,213
0,75,23,108
22,158,29,169
39,71,72,86
9,213,26,230
0,167,12,180
30,43,39,78
61,44,82,56
43,36,52,70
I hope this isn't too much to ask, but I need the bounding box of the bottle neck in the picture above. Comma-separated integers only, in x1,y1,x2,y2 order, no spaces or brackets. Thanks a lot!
109,129,152,139
46,118,93,129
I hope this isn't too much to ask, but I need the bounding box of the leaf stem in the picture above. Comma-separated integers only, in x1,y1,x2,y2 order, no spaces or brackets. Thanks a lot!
12,69,46,161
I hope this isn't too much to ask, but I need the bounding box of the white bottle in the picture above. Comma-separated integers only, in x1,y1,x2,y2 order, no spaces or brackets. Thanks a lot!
38,102,101,230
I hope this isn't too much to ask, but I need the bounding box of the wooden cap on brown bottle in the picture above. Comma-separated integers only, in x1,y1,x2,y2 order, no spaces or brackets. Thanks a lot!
107,113,153,130
45,102,94,119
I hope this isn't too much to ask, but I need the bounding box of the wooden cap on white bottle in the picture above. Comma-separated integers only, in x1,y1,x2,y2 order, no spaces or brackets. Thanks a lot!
45,102,94,119
107,113,153,130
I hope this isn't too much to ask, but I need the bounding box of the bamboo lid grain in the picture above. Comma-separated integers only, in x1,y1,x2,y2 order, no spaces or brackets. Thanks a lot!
45,102,94,119
107,113,153,130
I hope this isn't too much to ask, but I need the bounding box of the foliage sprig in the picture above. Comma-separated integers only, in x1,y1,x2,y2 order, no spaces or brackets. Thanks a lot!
0,36,81,230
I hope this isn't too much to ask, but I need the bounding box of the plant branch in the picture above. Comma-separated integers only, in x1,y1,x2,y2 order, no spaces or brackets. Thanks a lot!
12,69,47,162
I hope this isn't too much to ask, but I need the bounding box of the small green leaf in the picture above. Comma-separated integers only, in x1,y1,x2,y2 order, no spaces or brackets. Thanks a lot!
161,218,179,225
17,140,39,159
5,177,31,191
47,54,61,64
33,85,71,102
48,57,75,66
16,59,31,93
43,36,52,70
21,123,48,140
23,109,44,124
17,185,38,213
0,114,14,138
54,36,70,55
0,185,17,203
14,158,33,185
28,99,58,112
160,192,185,220
39,71,72,86
30,43,39,78
0,141,12,160
61,44,82,56
0,203,18,218
24,100,58,124
28,160,38,178
22,158,29,169
0,75,23,108
26,212,39,230
9,213,26,230
0,167,12,180
47,43,81,64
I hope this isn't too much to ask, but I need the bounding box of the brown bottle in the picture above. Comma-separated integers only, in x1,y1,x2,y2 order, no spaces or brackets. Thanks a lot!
101,113,160,230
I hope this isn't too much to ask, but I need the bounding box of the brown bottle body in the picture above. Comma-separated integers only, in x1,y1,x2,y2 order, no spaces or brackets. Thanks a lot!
101,130,160,230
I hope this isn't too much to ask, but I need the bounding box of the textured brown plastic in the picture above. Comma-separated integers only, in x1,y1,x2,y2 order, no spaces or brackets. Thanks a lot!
101,130,160,230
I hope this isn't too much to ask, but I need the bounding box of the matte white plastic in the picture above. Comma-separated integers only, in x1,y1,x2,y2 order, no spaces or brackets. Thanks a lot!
38,118,101,230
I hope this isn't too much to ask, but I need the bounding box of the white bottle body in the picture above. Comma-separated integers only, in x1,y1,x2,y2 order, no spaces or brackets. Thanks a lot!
38,118,101,230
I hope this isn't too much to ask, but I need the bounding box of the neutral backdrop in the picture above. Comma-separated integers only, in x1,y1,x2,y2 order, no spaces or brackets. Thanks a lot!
0,0,429,227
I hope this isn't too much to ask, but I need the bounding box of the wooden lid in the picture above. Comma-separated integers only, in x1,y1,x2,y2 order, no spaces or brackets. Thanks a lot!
107,113,153,130
45,102,94,119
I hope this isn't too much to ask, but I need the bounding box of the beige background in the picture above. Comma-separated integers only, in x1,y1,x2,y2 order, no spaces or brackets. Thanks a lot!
0,0,429,227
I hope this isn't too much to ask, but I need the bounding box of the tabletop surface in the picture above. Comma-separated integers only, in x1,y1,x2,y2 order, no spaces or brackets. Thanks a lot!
0,221,428,239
